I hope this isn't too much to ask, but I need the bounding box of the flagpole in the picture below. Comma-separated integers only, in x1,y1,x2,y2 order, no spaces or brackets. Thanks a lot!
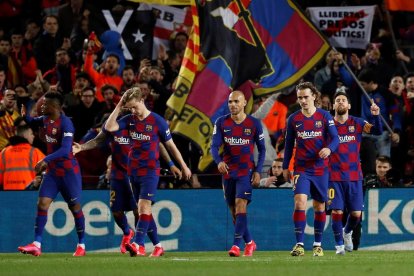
384,7,408,74
331,47,393,133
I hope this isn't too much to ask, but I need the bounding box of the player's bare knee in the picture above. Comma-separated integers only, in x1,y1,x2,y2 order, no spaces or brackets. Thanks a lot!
331,209,343,215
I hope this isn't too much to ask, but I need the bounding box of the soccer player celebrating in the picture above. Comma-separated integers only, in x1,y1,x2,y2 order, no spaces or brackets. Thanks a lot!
283,82,339,257
105,87,191,257
18,92,86,257
72,127,181,255
211,91,266,257
329,90,382,254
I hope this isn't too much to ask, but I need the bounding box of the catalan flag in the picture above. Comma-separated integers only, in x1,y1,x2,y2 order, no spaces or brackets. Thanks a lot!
167,0,329,170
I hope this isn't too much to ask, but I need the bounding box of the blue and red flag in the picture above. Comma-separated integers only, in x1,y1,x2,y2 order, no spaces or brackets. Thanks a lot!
167,0,330,170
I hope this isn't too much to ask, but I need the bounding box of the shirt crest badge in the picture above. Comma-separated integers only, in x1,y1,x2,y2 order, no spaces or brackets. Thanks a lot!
244,128,251,135
315,121,322,128
348,126,355,133
145,125,153,131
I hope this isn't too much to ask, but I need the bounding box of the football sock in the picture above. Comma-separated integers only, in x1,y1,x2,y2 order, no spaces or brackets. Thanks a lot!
72,209,85,244
147,214,160,246
293,210,306,244
331,212,344,245
113,212,130,235
135,214,151,246
233,213,247,247
314,211,326,243
34,207,48,243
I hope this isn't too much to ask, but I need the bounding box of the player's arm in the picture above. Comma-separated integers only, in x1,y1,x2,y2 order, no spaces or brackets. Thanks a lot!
73,130,107,155
282,116,295,179
105,96,126,132
35,118,74,173
164,139,191,180
320,115,339,159
252,120,266,186
363,102,383,135
211,118,228,174
159,142,181,179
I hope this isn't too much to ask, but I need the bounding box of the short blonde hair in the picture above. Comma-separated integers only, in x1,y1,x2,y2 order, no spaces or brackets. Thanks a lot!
122,87,144,104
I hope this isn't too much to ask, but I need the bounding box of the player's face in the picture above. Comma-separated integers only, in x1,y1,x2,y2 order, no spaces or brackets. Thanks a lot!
125,98,145,117
228,92,246,115
297,88,315,111
41,98,54,115
271,161,283,177
333,95,350,115
376,161,391,178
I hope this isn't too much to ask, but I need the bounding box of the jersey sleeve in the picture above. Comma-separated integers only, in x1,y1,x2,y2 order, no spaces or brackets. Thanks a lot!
325,112,339,153
253,118,266,173
211,117,223,165
116,114,130,131
156,115,172,143
43,117,75,163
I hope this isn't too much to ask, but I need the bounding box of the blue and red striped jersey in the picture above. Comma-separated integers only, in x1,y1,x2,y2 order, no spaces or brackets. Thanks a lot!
102,126,130,180
211,114,266,179
117,112,171,176
330,115,382,181
28,114,80,177
283,108,339,176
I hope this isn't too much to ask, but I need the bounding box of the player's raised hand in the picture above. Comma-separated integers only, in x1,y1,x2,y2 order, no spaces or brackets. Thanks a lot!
181,166,192,180
35,160,48,174
72,142,82,155
319,147,331,159
251,172,260,187
370,102,380,116
170,165,182,179
218,161,229,175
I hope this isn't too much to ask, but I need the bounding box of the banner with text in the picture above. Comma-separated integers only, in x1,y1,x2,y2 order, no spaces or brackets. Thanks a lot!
1,188,413,253
307,6,375,49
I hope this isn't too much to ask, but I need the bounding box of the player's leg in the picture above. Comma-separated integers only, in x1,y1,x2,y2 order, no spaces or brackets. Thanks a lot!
110,178,135,254
343,180,363,252
62,171,86,256
18,173,57,256
310,173,329,257
223,178,240,257
328,181,346,254
290,173,310,256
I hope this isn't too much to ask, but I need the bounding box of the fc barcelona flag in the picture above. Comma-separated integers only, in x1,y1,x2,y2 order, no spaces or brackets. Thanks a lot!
167,0,329,170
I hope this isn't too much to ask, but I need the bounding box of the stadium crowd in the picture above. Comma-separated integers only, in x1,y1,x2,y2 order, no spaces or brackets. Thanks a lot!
0,0,413,191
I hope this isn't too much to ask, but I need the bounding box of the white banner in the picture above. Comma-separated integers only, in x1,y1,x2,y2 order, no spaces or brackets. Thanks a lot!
138,4,192,59
307,6,375,49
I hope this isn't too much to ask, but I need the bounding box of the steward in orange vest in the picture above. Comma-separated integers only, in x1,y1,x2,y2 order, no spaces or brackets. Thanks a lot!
0,125,45,190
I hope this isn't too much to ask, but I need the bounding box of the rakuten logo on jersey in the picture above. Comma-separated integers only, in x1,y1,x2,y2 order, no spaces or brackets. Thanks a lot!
45,135,58,143
114,136,130,144
339,135,356,143
297,130,322,139
224,137,250,145
130,131,150,141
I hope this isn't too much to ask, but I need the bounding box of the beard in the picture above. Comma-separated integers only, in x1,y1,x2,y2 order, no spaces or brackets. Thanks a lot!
336,106,347,115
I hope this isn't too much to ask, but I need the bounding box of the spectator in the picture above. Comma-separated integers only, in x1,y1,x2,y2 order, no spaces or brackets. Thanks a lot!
0,37,10,75
314,49,335,91
63,71,91,113
84,41,123,102
15,84,35,116
33,15,70,73
0,65,8,100
42,48,77,95
358,68,401,175
364,156,399,188
170,31,188,59
259,158,292,188
120,65,136,93
8,28,38,86
0,124,45,190
0,89,20,150
69,87,103,141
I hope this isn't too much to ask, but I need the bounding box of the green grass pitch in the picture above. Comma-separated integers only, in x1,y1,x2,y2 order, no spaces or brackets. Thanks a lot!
1,251,413,276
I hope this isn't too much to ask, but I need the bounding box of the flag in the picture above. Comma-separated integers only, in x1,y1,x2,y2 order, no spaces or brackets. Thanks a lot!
94,10,156,62
167,0,329,171
386,0,414,11
138,4,193,59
